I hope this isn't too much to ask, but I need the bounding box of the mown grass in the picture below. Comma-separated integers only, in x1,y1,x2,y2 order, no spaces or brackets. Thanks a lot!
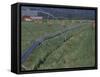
21,20,82,52
38,25,95,69
21,20,95,71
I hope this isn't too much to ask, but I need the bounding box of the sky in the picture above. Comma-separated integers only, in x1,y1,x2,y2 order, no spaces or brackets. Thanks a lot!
21,6,96,19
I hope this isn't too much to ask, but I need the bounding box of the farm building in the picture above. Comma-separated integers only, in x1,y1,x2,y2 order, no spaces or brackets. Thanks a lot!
22,16,43,21
31,16,43,20
22,16,32,21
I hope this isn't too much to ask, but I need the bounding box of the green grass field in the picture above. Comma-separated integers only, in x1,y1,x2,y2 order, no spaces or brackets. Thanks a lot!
21,20,79,52
21,20,95,70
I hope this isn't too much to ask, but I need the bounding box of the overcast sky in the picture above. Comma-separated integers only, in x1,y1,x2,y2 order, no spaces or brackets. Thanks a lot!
21,6,96,19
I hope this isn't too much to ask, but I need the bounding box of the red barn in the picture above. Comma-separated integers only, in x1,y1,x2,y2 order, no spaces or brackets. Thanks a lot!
22,16,43,21
22,16,32,21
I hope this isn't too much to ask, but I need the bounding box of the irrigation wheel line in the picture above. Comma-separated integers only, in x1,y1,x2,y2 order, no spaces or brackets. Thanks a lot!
21,23,86,64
